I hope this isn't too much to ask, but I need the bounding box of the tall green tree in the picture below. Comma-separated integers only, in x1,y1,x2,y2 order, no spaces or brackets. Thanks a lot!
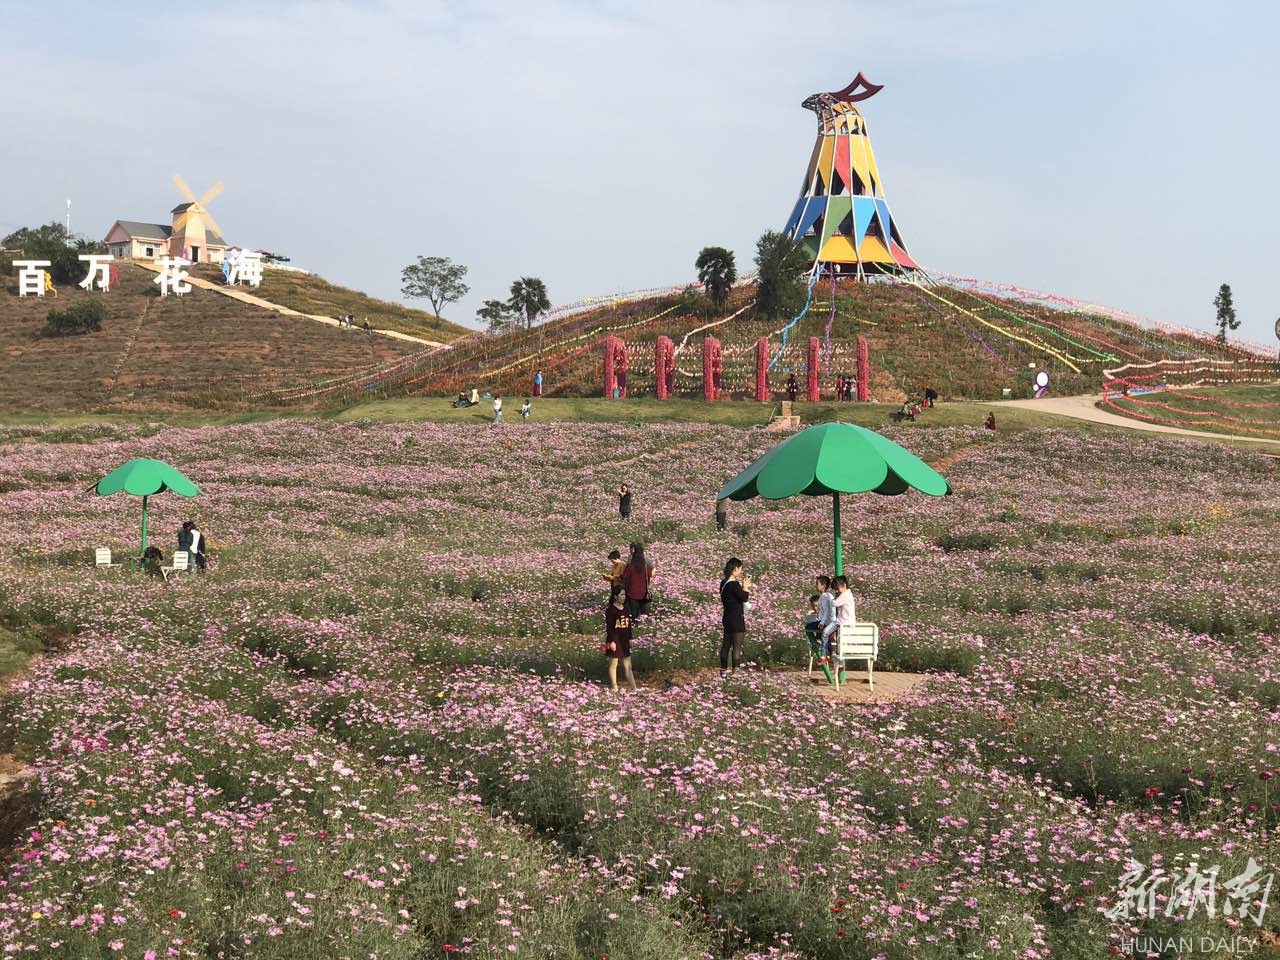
753,230,811,320
1213,284,1239,344
477,298,514,333
695,246,736,311
508,277,551,330
400,256,469,319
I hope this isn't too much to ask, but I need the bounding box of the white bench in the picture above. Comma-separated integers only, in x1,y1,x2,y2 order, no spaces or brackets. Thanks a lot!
161,550,190,582
94,547,121,568
833,622,879,691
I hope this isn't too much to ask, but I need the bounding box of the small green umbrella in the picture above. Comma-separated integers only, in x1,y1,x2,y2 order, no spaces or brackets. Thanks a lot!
716,422,950,576
91,458,201,554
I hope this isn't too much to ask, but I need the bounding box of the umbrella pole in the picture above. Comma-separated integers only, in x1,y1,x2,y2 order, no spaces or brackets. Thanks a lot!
141,494,148,555
832,492,843,577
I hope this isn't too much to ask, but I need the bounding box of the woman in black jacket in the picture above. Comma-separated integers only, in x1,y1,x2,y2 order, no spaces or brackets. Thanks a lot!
718,557,752,676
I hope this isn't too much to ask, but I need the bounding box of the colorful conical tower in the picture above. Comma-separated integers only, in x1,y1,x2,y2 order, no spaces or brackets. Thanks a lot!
782,74,917,277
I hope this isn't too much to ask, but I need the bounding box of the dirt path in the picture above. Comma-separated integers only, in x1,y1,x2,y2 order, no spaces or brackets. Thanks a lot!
1001,394,1280,445
130,262,444,347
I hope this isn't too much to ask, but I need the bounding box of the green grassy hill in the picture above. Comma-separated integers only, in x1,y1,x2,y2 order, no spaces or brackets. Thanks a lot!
0,263,426,413
187,264,470,342
265,277,1253,407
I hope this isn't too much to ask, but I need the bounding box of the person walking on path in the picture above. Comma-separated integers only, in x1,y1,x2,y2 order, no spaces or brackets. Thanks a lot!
621,542,653,619
533,369,543,397
719,557,752,677
618,484,632,520
786,374,798,403
493,395,503,423
603,583,637,691
715,498,728,532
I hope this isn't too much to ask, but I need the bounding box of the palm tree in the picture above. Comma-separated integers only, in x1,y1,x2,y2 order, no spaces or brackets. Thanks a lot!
695,247,736,311
508,277,551,331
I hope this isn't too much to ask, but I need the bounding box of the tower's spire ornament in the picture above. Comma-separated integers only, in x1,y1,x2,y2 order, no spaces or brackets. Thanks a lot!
802,71,884,116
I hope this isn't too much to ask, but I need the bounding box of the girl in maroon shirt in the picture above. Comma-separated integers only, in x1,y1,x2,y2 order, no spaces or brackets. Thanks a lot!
604,583,637,691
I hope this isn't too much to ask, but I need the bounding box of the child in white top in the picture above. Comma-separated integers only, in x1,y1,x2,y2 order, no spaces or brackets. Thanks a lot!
821,576,856,653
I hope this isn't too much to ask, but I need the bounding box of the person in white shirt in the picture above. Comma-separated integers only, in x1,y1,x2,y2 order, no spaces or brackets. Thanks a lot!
821,575,856,653
520,399,531,420
493,395,503,422
804,574,833,651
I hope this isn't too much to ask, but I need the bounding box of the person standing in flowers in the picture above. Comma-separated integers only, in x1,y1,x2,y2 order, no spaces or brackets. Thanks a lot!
618,484,632,520
719,557,752,677
603,583,637,691
714,498,728,531
621,542,653,619
602,549,627,591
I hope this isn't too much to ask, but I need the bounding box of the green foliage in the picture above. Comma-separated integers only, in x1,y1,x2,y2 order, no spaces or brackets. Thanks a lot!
674,284,708,317
2,222,103,284
42,299,106,337
694,246,736,310
400,255,470,319
476,298,514,332
1213,282,1238,343
508,276,551,330
752,230,809,320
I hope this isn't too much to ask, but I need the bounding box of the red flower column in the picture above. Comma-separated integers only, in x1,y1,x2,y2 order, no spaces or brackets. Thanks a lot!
602,337,617,398
703,337,722,401
856,335,870,402
807,337,820,402
615,339,629,398
603,336,628,398
754,337,769,402
655,336,674,399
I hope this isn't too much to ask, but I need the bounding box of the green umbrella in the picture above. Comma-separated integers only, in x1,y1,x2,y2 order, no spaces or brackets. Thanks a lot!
716,422,950,576
91,458,201,554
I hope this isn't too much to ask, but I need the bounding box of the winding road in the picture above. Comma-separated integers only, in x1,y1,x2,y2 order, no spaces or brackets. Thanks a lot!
1000,394,1278,445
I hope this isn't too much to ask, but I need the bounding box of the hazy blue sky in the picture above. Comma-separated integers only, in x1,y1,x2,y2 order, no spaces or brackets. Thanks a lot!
3,0,1277,345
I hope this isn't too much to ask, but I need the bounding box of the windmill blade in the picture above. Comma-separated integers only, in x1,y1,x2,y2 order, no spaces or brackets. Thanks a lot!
172,174,197,205
199,181,224,207
200,209,224,240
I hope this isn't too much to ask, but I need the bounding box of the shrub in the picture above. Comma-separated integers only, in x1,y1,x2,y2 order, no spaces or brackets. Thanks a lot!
43,299,106,337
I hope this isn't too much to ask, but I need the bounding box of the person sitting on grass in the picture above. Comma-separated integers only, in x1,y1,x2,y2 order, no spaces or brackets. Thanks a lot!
603,583,637,692
821,576,856,656
900,401,915,422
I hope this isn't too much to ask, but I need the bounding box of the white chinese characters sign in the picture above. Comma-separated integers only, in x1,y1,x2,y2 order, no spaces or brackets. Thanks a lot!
78,254,115,292
224,249,263,288
13,260,51,298
153,257,192,297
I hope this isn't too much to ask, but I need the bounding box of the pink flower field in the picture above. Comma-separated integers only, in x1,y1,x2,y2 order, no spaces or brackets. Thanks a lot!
0,419,1276,959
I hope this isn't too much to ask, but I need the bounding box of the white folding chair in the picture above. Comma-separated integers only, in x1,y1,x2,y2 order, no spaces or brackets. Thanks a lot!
95,548,121,568
834,622,879,691
161,550,190,582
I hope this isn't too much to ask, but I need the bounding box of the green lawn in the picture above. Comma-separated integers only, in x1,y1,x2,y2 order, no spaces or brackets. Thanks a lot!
331,396,1113,432
1106,383,1280,439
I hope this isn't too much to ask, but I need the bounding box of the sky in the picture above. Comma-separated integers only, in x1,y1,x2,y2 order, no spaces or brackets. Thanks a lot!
2,0,1278,346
